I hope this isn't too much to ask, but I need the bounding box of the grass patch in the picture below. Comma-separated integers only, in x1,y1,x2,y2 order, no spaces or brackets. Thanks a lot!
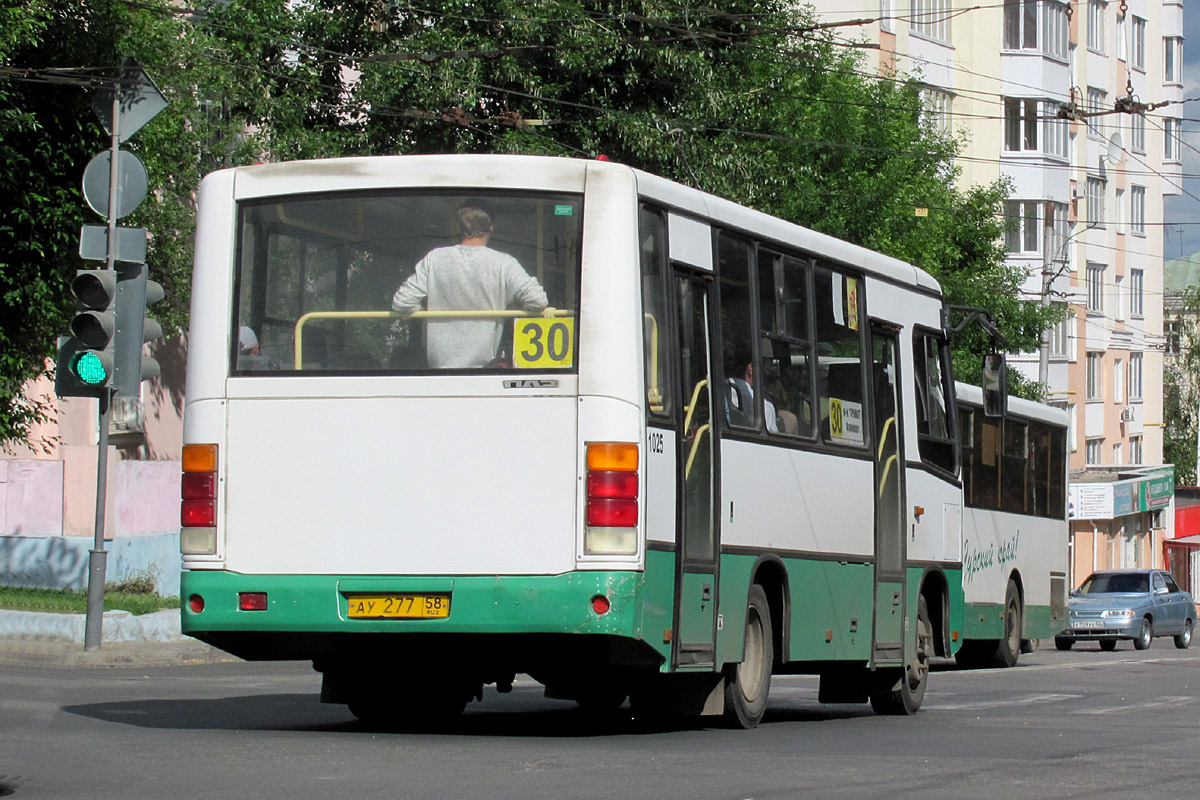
0,586,180,616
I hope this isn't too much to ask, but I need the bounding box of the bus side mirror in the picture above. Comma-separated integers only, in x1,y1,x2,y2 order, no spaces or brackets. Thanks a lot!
982,353,1007,418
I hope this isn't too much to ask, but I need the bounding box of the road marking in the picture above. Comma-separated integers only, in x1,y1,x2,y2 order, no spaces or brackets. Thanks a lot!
1077,696,1199,715
931,692,1081,711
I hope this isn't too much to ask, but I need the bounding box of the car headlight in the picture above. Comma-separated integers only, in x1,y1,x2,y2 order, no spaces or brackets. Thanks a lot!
1102,609,1135,619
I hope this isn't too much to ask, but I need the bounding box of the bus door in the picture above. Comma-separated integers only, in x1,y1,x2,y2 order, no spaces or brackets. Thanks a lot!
870,322,907,667
673,271,718,669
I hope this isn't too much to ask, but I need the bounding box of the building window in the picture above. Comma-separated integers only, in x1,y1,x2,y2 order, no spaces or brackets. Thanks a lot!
1086,352,1103,399
1115,188,1125,234
1087,0,1106,54
1087,87,1106,140
1130,269,1144,317
880,0,895,33
1130,17,1146,71
921,87,953,132
1086,437,1103,464
1086,264,1105,313
1165,118,1181,162
1043,1,1069,60
1004,200,1042,253
1043,103,1068,158
1130,186,1145,235
1004,98,1039,151
1050,304,1072,357
1085,177,1106,227
1130,112,1146,153
1165,37,1183,83
1003,0,1038,49
1113,358,1124,403
1167,319,1182,355
1113,443,1123,465
912,0,950,43
1130,435,1143,465
1129,352,1143,399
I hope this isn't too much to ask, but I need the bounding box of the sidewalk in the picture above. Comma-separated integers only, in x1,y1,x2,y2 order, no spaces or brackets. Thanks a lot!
0,608,237,668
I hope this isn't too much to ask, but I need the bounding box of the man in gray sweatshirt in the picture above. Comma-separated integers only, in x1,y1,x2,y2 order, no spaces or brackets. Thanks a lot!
392,206,548,368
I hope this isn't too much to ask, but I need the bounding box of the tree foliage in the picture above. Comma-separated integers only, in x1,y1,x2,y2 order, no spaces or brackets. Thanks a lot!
0,0,1055,446
1164,289,1200,484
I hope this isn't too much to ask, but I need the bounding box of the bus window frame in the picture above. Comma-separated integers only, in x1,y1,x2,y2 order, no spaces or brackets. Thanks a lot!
911,325,960,480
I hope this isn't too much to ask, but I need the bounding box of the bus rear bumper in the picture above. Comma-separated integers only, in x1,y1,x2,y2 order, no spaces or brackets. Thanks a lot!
180,569,658,664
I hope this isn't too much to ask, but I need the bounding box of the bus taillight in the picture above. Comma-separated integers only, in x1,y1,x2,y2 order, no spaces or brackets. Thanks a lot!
180,443,218,555
584,442,638,555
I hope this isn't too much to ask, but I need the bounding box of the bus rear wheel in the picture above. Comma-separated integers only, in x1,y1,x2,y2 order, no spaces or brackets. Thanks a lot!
723,584,773,729
870,595,931,716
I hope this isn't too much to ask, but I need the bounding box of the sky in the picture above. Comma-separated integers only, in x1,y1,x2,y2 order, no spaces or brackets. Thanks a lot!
1162,8,1200,259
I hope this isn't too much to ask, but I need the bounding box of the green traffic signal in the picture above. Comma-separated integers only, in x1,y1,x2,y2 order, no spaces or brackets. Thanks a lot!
70,351,110,385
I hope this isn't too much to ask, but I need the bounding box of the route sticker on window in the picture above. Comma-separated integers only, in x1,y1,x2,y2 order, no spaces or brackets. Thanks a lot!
846,277,859,331
514,318,575,368
828,398,864,445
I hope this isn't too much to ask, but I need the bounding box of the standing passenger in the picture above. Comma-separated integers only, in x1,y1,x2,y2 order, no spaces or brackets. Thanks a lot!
392,206,548,368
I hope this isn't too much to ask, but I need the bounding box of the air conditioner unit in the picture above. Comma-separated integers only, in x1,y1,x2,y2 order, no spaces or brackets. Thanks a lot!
1120,407,1134,422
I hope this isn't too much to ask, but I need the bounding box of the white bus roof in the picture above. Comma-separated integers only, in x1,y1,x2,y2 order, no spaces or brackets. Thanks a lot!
955,381,1069,427
214,153,942,297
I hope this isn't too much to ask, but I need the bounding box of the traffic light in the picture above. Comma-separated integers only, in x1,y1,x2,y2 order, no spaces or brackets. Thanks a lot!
112,263,164,396
54,269,118,398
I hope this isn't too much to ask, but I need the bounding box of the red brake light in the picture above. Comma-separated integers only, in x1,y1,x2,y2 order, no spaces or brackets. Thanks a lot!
188,594,205,613
181,472,216,500
586,471,639,498
587,498,638,527
239,592,268,611
181,499,216,528
592,595,611,614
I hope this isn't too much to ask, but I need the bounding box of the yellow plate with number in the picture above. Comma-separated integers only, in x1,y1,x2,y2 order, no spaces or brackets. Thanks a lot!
346,594,451,619
513,318,575,368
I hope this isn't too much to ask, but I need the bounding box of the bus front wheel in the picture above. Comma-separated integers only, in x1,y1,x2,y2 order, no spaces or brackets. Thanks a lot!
870,595,931,715
723,584,773,729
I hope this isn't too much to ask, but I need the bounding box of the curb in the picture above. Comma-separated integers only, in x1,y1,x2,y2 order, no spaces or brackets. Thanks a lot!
0,608,237,668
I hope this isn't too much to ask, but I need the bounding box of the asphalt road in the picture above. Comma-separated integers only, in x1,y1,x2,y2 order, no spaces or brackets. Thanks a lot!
2,642,1198,800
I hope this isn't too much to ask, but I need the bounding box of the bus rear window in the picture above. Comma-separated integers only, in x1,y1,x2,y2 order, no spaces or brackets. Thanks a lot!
233,190,582,374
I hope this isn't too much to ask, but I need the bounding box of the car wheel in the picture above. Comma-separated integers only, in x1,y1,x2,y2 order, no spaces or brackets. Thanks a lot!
1174,619,1193,650
1054,637,1073,651
1133,618,1153,651
1099,639,1117,652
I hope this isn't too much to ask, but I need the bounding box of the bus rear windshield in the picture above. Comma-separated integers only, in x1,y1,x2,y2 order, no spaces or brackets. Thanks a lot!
233,190,583,375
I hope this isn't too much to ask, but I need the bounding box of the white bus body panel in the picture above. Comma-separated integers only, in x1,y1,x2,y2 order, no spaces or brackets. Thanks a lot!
719,440,875,555
221,393,579,576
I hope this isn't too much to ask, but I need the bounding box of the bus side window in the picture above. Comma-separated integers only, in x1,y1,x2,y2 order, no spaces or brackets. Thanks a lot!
639,206,672,417
758,253,813,438
814,261,865,447
718,234,759,430
913,333,955,474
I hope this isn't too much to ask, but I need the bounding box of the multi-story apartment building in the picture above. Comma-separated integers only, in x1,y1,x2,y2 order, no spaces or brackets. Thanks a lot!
808,1,1182,585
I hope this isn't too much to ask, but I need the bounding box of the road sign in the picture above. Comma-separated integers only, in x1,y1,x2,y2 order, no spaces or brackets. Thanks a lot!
80,225,147,263
90,58,168,144
82,150,148,220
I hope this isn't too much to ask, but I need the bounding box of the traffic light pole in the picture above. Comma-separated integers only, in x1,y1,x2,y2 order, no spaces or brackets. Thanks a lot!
83,90,122,651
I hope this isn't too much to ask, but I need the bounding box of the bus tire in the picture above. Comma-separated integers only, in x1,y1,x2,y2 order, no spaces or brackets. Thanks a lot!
723,584,773,729
994,579,1023,668
870,594,931,715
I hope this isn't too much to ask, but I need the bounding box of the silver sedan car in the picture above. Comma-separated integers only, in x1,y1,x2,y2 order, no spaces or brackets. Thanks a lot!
1055,569,1196,652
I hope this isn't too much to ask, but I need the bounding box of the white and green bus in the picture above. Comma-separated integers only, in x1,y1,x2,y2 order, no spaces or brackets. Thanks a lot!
953,383,1069,668
180,154,1060,727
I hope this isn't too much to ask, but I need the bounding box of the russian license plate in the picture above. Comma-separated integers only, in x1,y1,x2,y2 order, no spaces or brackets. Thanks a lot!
346,594,451,619
1075,620,1104,629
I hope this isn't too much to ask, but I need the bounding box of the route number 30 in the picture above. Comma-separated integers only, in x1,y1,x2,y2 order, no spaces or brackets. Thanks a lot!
514,318,575,368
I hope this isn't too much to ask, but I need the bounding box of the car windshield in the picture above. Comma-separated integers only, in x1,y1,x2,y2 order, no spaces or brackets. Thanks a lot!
1080,573,1149,594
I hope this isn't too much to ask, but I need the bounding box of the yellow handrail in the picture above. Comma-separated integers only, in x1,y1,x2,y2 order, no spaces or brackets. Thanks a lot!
644,312,661,406
682,379,708,434
685,423,711,480
290,308,570,369
877,415,895,460
878,454,899,498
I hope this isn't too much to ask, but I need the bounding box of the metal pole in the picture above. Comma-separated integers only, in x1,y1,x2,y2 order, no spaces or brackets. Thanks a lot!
83,389,112,650
83,84,122,651
1038,211,1053,388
